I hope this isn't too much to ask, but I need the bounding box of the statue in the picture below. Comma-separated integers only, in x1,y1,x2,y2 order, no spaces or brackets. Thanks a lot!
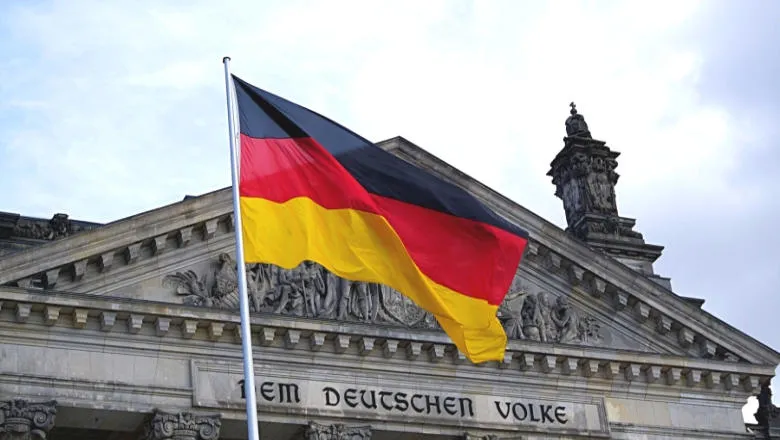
565,102,592,138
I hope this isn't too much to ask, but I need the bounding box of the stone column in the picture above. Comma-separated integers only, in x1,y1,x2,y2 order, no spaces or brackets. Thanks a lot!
0,399,57,440
142,409,221,440
304,421,371,440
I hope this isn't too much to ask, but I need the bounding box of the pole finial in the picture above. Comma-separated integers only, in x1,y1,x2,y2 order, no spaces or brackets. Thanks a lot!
223,56,231,63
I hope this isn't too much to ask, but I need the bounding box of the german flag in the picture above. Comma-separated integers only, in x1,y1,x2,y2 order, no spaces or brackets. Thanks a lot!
232,75,529,363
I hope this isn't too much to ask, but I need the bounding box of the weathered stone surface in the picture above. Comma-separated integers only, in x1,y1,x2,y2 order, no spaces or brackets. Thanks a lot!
0,399,57,440
142,409,221,440
163,253,603,346
304,421,371,440
462,434,525,440
192,360,610,436
0,135,778,439
548,104,666,278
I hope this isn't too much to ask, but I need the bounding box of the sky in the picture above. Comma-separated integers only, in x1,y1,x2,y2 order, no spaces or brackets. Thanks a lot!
1,0,778,424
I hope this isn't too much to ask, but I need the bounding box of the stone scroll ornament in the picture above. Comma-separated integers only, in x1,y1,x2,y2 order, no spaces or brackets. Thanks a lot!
164,254,602,346
0,399,57,440
304,422,371,440
142,409,221,440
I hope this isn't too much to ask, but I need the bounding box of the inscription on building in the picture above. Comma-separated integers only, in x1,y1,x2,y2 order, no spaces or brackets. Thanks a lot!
195,362,608,436
239,381,573,425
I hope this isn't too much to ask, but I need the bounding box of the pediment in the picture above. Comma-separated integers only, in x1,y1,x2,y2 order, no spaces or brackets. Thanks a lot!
0,138,777,370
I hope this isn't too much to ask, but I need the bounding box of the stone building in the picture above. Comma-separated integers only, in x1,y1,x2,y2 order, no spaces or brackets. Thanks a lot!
1,106,779,440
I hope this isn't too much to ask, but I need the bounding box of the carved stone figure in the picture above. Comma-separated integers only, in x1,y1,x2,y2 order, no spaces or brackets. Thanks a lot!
565,102,592,138
520,294,543,341
551,296,579,344
304,422,371,440
498,291,601,346
165,255,602,346
0,399,57,440
497,290,525,340
752,381,780,438
163,254,439,330
11,213,95,241
142,409,221,440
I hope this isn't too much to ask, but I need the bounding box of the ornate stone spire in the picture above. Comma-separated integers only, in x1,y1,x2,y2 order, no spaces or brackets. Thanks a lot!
547,104,669,287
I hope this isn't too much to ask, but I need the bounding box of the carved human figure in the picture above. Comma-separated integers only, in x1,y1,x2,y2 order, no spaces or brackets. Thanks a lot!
536,292,556,343
351,282,379,323
273,266,302,316
317,271,342,319
596,172,616,212
300,262,326,317
336,277,355,320
551,296,579,344
498,291,526,339
520,294,544,341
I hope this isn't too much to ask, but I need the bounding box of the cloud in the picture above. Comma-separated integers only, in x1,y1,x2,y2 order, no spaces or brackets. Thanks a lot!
1,0,778,424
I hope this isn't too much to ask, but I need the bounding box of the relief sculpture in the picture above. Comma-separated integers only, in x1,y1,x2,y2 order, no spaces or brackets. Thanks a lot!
162,252,439,330
496,289,601,345
163,253,601,345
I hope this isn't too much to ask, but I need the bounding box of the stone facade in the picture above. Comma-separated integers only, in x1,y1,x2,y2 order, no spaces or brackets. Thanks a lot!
0,115,778,439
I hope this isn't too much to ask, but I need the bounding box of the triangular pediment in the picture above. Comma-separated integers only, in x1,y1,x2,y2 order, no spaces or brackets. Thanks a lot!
0,137,777,369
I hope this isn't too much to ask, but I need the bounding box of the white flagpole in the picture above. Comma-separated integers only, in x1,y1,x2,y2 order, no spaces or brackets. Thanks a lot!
222,56,261,440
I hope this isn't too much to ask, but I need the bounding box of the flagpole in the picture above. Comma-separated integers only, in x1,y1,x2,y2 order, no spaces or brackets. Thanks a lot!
222,56,261,440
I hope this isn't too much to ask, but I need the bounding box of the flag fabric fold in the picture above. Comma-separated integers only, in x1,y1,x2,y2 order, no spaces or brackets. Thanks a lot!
232,75,529,363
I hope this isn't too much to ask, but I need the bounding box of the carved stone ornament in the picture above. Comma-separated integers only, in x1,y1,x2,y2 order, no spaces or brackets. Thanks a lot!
463,434,525,440
753,381,780,438
565,102,592,138
304,421,371,440
549,104,648,243
497,288,601,345
142,409,221,440
11,213,96,241
0,399,57,440
165,254,602,346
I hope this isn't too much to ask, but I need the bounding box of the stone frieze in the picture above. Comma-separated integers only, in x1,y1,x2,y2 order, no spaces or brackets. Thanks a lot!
163,252,602,346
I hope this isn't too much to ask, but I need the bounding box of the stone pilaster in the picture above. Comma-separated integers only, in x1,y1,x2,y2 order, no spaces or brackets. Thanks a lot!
143,409,221,440
0,399,57,440
304,421,371,440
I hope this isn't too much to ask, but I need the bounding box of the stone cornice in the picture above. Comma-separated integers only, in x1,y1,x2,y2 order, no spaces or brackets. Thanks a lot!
0,137,777,371
0,286,770,402
381,136,780,366
0,188,232,287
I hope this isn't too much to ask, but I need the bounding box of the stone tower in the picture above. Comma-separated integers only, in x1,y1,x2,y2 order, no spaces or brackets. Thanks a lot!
547,103,670,289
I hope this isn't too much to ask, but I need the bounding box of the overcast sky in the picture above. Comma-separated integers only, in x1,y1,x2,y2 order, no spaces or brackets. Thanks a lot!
1,0,778,423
